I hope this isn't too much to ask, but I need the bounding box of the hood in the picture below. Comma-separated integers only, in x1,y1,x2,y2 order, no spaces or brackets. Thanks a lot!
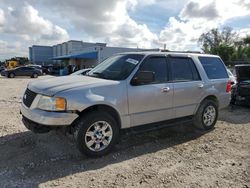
235,65,250,82
28,75,118,96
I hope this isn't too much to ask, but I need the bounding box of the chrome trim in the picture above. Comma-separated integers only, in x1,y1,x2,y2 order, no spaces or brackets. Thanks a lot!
84,121,113,152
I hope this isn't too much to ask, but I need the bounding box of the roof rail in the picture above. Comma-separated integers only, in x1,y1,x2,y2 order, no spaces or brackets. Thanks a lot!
161,50,203,54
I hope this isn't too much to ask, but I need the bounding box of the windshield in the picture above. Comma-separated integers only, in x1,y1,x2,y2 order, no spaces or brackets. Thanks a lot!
87,54,144,80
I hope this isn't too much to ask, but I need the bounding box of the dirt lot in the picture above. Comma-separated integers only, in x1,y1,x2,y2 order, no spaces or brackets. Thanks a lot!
0,76,249,188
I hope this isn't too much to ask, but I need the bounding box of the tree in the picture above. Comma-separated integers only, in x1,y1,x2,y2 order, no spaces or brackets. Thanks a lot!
232,36,250,63
198,27,237,54
198,27,250,65
243,36,250,45
216,44,235,62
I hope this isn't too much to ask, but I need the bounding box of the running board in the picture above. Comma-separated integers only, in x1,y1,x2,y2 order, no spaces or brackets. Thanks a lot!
121,116,194,135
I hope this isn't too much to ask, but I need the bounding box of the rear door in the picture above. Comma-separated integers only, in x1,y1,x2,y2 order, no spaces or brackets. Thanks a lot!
128,55,174,127
198,56,230,108
168,56,205,118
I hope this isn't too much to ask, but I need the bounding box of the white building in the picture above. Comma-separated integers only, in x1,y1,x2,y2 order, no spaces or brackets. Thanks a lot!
30,40,159,68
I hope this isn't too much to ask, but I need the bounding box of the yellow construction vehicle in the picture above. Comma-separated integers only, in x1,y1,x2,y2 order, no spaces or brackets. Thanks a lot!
5,60,19,69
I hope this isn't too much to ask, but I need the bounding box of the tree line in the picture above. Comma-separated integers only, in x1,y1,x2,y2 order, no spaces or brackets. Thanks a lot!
199,27,250,66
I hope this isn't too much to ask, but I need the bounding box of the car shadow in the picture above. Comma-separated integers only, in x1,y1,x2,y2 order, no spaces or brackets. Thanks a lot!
0,75,52,79
0,76,34,79
218,105,250,124
0,123,209,187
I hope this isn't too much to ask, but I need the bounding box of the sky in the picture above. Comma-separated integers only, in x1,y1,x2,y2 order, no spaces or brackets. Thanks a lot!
0,0,250,60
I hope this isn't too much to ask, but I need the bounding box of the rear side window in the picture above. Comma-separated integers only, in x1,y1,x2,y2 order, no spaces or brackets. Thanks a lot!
199,57,228,79
24,67,33,70
169,57,201,82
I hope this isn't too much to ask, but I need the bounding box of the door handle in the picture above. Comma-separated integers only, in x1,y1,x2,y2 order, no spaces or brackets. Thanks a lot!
161,87,170,92
198,83,204,88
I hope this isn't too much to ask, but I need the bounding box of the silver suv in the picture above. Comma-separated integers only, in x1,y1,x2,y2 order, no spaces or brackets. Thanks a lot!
21,52,231,157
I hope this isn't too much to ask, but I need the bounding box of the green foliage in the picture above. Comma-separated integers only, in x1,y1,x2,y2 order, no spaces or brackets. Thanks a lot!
199,27,250,65
243,36,250,45
216,44,234,62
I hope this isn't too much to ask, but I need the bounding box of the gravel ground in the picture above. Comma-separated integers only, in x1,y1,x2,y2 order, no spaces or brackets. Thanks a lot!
0,76,249,188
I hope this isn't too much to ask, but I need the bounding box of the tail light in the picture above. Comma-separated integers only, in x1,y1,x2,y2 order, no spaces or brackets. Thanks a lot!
226,80,231,93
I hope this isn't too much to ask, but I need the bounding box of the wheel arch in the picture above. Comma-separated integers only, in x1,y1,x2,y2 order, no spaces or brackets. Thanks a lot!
75,104,121,129
202,95,219,105
194,95,219,114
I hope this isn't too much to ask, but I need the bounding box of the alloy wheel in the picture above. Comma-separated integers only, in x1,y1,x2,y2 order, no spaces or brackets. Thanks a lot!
84,121,113,152
203,105,216,126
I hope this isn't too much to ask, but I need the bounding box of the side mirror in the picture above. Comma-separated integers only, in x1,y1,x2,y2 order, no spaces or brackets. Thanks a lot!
131,71,155,85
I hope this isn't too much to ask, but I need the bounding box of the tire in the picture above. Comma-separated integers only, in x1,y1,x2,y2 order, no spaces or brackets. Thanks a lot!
9,73,15,78
74,112,119,157
193,99,218,130
32,73,38,78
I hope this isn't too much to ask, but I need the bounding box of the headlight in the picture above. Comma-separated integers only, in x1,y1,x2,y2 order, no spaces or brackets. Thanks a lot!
37,96,67,111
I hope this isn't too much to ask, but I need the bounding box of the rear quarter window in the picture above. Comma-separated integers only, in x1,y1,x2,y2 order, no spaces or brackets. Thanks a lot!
198,57,228,79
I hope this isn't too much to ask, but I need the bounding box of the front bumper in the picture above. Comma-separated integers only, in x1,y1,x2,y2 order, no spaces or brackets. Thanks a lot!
21,102,78,126
1,72,6,76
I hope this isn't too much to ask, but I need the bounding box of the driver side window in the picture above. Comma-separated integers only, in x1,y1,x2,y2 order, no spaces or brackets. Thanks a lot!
138,56,168,84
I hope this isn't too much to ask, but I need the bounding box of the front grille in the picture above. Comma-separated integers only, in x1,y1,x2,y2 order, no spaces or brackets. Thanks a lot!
23,88,37,108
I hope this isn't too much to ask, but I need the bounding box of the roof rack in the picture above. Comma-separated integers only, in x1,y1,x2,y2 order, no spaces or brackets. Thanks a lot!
161,50,203,54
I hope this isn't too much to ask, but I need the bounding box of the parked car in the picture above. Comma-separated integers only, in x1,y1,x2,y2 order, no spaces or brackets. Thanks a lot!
43,65,60,75
26,65,47,75
70,68,92,76
38,65,53,75
227,68,237,85
1,66,42,78
231,64,250,105
0,66,5,73
21,52,231,157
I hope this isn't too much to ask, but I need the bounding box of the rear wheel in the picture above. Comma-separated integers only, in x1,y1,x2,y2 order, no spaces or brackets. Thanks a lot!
32,73,38,78
193,99,218,130
74,112,119,157
9,73,15,78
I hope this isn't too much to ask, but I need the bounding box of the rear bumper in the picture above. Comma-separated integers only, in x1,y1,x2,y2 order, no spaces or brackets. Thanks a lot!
219,93,231,109
21,103,78,126
236,96,250,105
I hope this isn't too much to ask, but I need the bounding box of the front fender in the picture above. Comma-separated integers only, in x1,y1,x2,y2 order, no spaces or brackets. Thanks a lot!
54,81,129,117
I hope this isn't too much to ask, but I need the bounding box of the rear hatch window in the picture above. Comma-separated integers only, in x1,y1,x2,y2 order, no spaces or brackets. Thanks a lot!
235,65,250,83
199,57,228,79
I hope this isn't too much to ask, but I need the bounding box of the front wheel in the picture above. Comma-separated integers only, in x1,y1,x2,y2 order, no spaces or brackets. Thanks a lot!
74,112,119,157
193,99,218,130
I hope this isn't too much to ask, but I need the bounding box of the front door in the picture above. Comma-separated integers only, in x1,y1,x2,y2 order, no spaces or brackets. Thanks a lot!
15,67,25,76
128,56,174,127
